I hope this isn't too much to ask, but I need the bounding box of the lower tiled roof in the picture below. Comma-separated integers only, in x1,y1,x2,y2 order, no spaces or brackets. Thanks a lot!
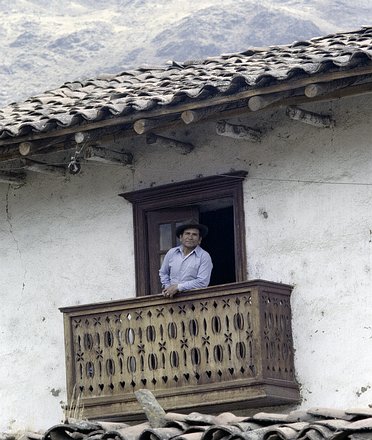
1,26,372,141
41,407,372,440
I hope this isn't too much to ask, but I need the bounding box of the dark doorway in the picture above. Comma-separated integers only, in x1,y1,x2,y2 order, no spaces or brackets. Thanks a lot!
200,206,235,286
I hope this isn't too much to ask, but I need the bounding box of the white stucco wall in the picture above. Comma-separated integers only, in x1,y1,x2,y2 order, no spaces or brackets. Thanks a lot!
1,93,372,434
0,167,136,433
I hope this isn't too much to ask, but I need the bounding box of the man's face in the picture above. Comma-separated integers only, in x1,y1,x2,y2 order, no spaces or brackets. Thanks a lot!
179,228,202,250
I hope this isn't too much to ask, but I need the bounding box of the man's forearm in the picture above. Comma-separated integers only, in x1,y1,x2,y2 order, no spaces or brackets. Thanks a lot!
178,278,209,291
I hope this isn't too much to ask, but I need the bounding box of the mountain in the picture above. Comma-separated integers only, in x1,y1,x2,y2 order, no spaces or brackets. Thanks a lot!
0,0,371,107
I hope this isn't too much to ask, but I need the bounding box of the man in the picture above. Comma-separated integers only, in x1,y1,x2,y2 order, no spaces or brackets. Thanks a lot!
159,223,213,298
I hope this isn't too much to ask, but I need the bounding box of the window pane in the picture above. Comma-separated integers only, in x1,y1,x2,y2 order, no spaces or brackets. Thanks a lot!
159,224,172,251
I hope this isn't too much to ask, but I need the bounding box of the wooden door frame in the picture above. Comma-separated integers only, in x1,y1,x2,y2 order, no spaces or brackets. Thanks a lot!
121,171,248,297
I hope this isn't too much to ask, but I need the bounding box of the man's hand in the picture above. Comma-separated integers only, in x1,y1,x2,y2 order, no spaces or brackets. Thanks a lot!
162,284,179,298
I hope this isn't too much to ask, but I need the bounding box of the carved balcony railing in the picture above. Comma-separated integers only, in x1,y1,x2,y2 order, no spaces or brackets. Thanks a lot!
60,280,299,421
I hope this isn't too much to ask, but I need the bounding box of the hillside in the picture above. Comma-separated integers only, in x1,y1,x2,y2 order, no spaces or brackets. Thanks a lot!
1,0,371,107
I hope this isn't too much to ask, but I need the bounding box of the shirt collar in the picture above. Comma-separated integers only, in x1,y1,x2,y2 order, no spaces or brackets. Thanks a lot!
176,245,202,256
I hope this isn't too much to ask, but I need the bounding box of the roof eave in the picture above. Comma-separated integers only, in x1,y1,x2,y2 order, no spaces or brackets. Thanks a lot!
1,64,372,150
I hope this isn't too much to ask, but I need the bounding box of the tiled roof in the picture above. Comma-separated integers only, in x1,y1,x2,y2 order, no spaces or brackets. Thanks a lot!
1,26,372,141
41,407,372,440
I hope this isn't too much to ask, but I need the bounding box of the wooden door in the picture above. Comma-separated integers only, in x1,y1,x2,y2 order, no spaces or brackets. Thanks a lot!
147,207,199,294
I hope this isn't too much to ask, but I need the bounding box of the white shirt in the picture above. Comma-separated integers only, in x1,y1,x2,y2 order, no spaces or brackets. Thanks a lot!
159,245,213,291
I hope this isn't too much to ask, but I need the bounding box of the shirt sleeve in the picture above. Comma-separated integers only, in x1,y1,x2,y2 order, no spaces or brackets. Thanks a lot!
177,252,213,291
159,249,172,287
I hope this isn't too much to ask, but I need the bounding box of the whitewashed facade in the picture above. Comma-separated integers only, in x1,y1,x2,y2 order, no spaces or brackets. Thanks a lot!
1,91,372,434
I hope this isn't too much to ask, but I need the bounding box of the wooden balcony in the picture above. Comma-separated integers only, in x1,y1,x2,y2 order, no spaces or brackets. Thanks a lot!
60,280,299,421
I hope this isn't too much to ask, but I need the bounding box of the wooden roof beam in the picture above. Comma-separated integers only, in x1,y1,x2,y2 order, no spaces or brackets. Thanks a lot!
181,106,227,124
84,145,133,165
146,133,194,154
134,118,159,134
20,159,66,177
286,106,334,128
133,116,181,135
19,141,35,156
248,91,293,112
18,138,68,157
216,120,261,142
304,78,357,98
